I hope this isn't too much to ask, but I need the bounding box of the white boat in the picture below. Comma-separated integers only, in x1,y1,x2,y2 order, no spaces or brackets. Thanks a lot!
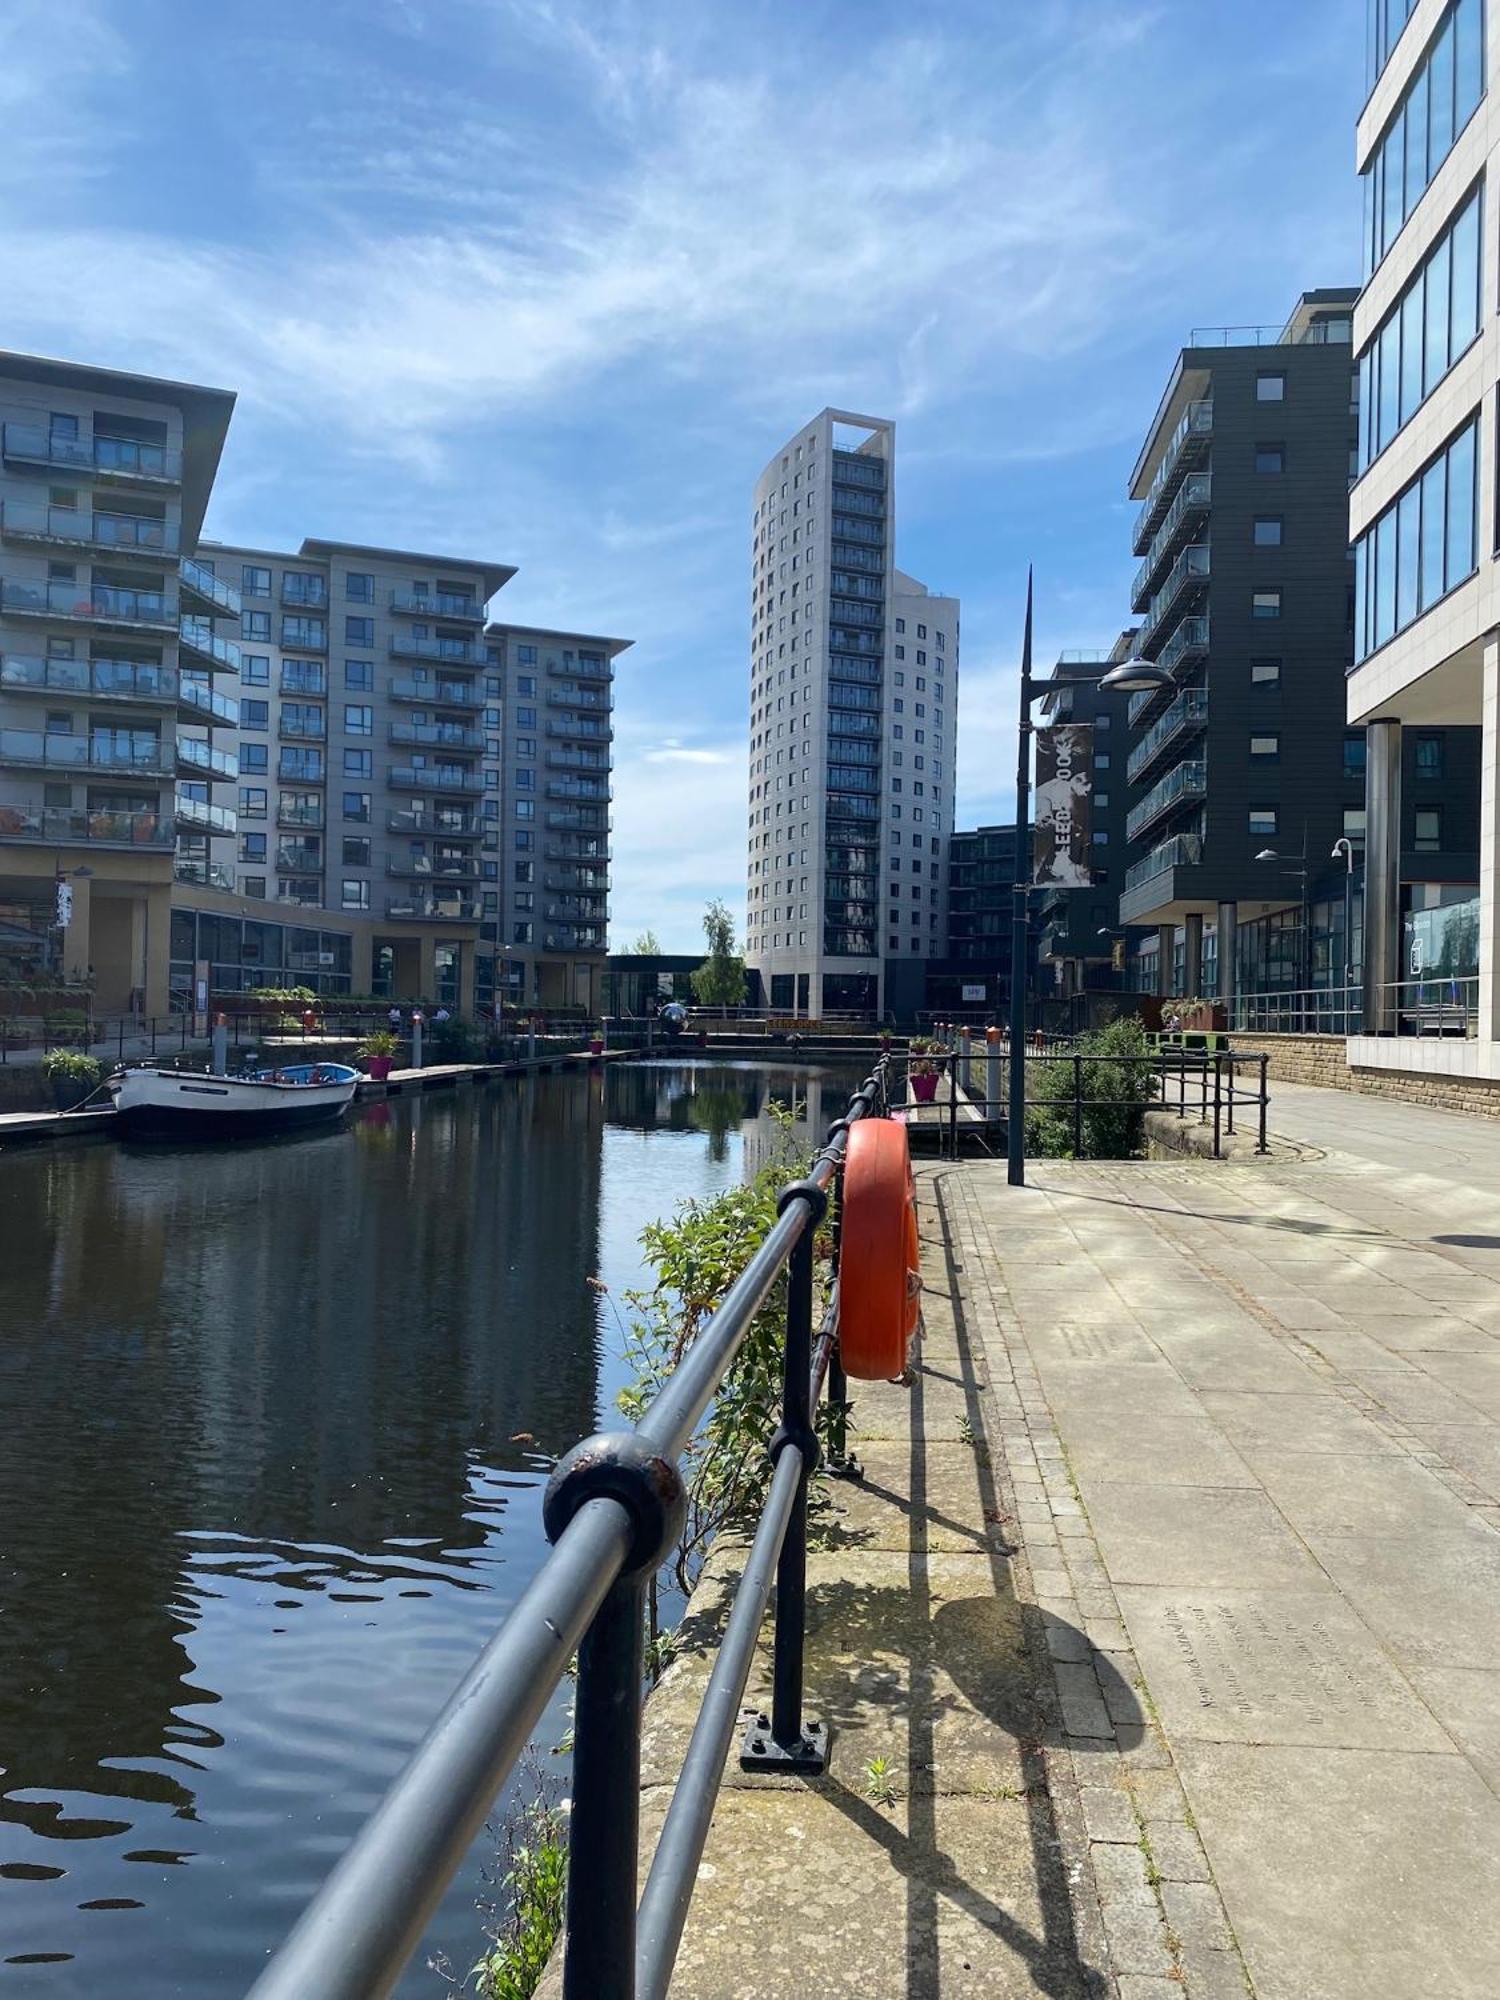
108,1061,360,1139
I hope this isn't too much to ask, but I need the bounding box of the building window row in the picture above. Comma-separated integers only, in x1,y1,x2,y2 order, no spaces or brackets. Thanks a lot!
1354,414,1478,661
1362,0,1483,278
1367,0,1421,95
1358,180,1482,471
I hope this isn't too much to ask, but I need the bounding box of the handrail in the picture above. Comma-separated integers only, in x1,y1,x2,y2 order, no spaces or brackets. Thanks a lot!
249,1058,891,2000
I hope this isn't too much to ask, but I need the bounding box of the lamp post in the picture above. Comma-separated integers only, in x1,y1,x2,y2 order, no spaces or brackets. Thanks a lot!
1331,836,1359,1032
1007,571,1173,1187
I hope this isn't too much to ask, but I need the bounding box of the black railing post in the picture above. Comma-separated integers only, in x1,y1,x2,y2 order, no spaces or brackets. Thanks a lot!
117,1017,124,1064
1212,1055,1223,1158
1258,1053,1269,1154
947,1056,958,1159
1226,1053,1236,1137
1072,1052,1083,1158
565,1570,646,2000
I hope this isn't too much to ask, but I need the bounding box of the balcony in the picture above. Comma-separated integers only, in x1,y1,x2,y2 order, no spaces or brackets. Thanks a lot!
1126,758,1207,842
387,675,482,708
278,716,326,741
543,924,606,951
1131,473,1211,611
384,895,481,921
281,576,329,609
174,858,236,892
546,748,609,772
2,422,182,486
1129,618,1211,725
0,500,179,557
389,589,482,622
547,653,611,681
176,737,239,781
0,726,173,777
387,765,485,794
276,843,324,871
545,899,607,923
387,808,480,838
388,635,485,667
546,838,607,865
174,793,237,834
179,619,242,673
546,808,610,831
280,666,327,697
277,799,325,830
280,619,327,654
275,886,323,908
544,872,608,894
177,679,240,726
546,717,610,743
0,652,178,706
0,804,174,850
546,779,611,802
276,754,325,783
1127,690,1209,785
1,578,177,633
179,558,241,619
1132,400,1213,554
546,684,612,711
1119,832,1205,923
1137,546,1210,656
388,721,482,751
385,855,481,881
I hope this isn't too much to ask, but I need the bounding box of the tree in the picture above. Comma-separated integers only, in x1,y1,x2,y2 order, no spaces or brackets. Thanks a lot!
632,929,663,956
690,898,747,1008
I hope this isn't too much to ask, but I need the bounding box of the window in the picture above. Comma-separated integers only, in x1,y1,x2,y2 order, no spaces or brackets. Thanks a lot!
895,618,905,633
1253,517,1283,547
344,659,373,690
342,791,371,822
513,921,533,944
242,654,270,685
343,748,372,777
1368,0,1420,93
1358,183,1483,469
242,609,271,641
516,644,537,664
342,836,371,866
516,706,535,727
1250,657,1282,685
240,698,269,729
282,615,326,650
1094,752,1110,770
241,564,271,597
1362,0,1483,276
1415,806,1443,851
1255,444,1285,473
344,703,373,735
239,785,267,817
1252,589,1282,619
342,879,371,909
517,674,535,695
243,877,266,900
1344,807,1368,839
1256,373,1285,402
1249,807,1278,836
239,833,267,862
1344,734,1368,779
241,742,268,773
1354,417,1478,659
345,572,374,602
1250,733,1280,759
1415,733,1444,778
345,616,374,646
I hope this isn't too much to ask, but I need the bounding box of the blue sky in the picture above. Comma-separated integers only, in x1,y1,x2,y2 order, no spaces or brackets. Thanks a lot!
2,0,1365,951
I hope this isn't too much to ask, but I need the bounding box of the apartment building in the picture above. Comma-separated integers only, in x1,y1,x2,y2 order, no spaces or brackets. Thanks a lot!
1345,0,1498,1081
0,351,236,1011
745,410,959,1020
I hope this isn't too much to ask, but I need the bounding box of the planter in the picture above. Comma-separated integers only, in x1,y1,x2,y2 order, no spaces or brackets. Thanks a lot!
589,1038,604,1056
910,1070,940,1104
365,1055,395,1080
51,1076,95,1111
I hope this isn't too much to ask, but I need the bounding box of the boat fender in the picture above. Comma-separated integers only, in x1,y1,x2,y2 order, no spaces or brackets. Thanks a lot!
839,1116,921,1381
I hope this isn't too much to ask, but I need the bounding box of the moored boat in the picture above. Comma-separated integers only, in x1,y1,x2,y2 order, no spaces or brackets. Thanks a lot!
108,1061,360,1139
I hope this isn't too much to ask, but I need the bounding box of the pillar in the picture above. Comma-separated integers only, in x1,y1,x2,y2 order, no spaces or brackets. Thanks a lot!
1217,901,1238,1007
458,943,477,1017
1480,637,1500,1045
416,933,439,1002
143,883,171,1017
1363,718,1402,1035
1156,923,1176,998
1183,912,1204,998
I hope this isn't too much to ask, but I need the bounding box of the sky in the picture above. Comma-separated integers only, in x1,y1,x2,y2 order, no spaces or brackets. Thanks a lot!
0,0,1366,952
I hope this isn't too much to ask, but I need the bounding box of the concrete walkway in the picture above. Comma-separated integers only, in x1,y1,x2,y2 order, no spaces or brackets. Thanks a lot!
944,1117,1500,1997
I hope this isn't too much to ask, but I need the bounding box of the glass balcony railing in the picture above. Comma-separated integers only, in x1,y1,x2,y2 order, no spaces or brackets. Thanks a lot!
387,722,482,750
387,765,485,794
545,684,612,711
546,809,609,831
1,423,182,483
1,579,177,628
1131,473,1211,611
1123,831,1203,893
1138,546,1210,651
385,856,480,880
1126,759,1207,842
177,679,240,725
1132,401,1213,554
388,635,486,666
1129,619,1210,724
279,667,327,696
174,858,237,891
277,800,325,829
389,589,481,621
0,804,174,849
179,620,242,672
544,873,609,894
276,844,324,871
176,737,239,780
179,557,242,618
278,717,327,742
281,576,329,609
546,749,610,771
1127,690,1209,784
0,727,172,775
0,653,178,704
385,896,481,921
0,500,179,554
387,676,482,707
547,653,611,682
546,779,611,802
174,792,237,834
546,717,609,741
386,808,480,837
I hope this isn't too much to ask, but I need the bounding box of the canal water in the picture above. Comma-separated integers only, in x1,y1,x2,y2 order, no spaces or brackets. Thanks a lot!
0,1058,864,1996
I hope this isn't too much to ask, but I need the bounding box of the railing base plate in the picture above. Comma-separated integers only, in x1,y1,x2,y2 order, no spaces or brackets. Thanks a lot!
738,1712,828,1775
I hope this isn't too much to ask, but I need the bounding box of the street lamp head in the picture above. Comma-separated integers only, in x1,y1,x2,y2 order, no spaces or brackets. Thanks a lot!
1254,848,1279,862
1098,657,1174,695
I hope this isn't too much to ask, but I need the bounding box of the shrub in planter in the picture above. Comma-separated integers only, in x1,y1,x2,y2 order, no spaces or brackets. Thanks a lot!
359,1029,401,1080
908,1037,942,1104
42,1046,105,1110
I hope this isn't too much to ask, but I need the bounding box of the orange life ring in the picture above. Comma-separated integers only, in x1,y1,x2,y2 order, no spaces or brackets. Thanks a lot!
839,1117,921,1380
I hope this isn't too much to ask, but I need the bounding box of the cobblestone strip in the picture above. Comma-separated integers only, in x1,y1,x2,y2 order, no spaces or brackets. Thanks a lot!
933,1166,1254,2000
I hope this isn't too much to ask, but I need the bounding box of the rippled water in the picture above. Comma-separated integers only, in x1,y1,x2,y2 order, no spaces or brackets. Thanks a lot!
0,1058,862,1995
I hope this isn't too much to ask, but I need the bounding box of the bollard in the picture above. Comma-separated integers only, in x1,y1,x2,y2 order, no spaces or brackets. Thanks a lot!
411,1011,424,1070
1258,1052,1269,1154
986,1026,1001,1124
959,1025,972,1095
211,1014,229,1077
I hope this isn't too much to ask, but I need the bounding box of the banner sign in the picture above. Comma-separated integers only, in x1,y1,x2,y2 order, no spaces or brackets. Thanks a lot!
1033,724,1093,888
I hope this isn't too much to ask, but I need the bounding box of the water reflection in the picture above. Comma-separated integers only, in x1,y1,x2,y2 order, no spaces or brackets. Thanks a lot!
0,1059,859,1993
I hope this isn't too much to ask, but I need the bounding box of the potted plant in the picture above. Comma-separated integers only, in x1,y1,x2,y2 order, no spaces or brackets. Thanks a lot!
43,1046,104,1110
360,1029,400,1080
908,1038,942,1104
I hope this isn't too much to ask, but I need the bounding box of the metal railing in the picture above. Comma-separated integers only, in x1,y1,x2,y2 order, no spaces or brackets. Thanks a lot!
247,1057,891,2000
1232,977,1477,1037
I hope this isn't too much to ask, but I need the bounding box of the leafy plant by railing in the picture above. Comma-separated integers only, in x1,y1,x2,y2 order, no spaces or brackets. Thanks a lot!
1026,1018,1159,1159
41,1046,104,1086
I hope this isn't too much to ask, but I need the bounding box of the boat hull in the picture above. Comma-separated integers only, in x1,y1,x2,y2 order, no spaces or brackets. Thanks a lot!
109,1064,358,1140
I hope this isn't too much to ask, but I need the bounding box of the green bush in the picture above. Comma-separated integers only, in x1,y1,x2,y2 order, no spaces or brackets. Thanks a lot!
430,1015,481,1061
1026,1018,1158,1160
42,1047,104,1086
471,1783,568,2000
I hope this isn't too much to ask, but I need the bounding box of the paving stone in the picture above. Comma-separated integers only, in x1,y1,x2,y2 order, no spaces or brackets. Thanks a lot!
1083,1482,1324,1588
1078,1784,1138,1843
1159,1877,1232,1955
1144,1818,1209,1882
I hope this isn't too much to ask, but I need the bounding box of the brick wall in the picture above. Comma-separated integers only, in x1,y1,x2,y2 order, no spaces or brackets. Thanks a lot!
1232,1032,1500,1119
